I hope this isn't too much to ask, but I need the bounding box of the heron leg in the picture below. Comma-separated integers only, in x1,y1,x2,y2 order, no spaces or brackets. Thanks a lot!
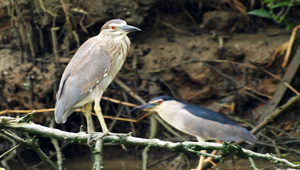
201,140,222,167
94,98,109,135
85,103,95,144
202,150,218,167
192,140,222,170
192,150,218,170
191,150,205,170
85,103,95,134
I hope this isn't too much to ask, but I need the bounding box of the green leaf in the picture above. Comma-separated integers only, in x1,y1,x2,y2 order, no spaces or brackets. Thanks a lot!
286,23,295,30
269,1,295,9
262,0,276,4
278,15,286,23
247,9,273,19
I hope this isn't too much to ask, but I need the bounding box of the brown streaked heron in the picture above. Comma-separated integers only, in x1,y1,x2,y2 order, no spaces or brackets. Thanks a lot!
55,19,140,139
131,96,256,170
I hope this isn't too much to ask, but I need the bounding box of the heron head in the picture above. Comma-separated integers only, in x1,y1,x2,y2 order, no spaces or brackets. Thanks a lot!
100,19,141,36
131,96,179,112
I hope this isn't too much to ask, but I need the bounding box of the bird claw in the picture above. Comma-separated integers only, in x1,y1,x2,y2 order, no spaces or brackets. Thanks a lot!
87,132,132,146
86,132,101,146
90,131,113,142
87,133,94,146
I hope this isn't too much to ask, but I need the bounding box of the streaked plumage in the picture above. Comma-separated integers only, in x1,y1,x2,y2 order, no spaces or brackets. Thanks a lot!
55,19,140,135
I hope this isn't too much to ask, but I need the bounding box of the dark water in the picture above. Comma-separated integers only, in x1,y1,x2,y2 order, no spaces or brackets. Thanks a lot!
7,144,280,170
61,157,276,170
9,155,277,170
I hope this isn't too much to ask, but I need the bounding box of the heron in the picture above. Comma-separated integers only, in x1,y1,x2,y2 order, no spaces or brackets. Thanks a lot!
55,19,141,140
132,96,256,170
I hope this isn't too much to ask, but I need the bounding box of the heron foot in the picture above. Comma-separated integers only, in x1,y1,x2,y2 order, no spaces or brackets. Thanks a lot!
203,157,217,167
191,156,218,170
190,158,217,170
90,131,114,142
86,134,93,146
88,131,131,151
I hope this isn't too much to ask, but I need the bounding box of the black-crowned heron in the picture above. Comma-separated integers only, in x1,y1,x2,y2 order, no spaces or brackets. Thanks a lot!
55,19,140,138
132,96,256,170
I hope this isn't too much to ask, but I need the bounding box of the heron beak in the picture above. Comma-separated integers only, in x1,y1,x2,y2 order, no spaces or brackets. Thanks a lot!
120,25,141,32
130,103,155,112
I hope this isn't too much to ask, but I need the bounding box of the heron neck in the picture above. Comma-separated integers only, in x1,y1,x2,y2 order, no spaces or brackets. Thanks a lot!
98,33,131,77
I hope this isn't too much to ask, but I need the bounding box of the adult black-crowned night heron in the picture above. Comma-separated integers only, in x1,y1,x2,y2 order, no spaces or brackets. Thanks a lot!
132,96,256,170
55,19,140,137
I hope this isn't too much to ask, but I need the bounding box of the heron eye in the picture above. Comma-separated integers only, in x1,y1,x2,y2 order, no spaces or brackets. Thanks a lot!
157,100,163,104
110,26,116,30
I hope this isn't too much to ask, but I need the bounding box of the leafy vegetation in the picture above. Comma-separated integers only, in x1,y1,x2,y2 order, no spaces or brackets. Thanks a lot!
247,0,300,30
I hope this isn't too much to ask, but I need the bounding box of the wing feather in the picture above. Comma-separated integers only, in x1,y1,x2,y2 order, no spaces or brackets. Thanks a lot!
180,109,256,143
55,36,111,123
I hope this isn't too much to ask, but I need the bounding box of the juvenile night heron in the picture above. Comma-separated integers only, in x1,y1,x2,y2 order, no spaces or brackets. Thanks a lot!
55,19,140,138
132,96,256,170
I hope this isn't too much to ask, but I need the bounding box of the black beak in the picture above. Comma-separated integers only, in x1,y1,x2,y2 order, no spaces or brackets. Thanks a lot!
120,25,141,32
130,103,155,112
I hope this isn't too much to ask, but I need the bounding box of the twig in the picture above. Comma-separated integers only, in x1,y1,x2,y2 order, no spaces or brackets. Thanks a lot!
142,110,157,170
248,157,259,170
0,132,18,162
257,49,300,121
147,154,177,168
282,24,300,68
0,132,18,170
79,15,89,34
24,22,35,58
113,78,159,170
252,64,299,95
122,92,136,136
183,154,191,170
114,78,146,104
32,140,69,169
1,130,58,170
259,133,281,157
0,107,152,123
254,140,300,156
50,119,63,170
274,131,300,160
37,0,57,17
160,21,195,36
252,94,300,135
35,25,45,49
174,153,185,170
108,105,125,131
102,96,137,107
0,143,20,160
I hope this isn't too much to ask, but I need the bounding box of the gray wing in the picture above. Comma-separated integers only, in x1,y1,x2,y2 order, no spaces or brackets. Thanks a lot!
182,110,256,144
55,36,111,123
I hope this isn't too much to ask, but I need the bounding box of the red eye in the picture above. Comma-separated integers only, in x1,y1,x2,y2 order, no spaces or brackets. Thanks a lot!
157,100,163,104
110,26,116,30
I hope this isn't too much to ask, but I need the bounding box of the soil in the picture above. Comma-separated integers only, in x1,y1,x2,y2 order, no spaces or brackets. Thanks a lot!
133,29,289,102
0,26,290,125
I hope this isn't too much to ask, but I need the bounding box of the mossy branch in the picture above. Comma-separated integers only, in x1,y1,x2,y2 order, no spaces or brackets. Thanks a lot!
0,116,299,169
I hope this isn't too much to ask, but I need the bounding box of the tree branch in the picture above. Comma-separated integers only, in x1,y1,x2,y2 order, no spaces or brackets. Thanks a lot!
0,116,299,169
